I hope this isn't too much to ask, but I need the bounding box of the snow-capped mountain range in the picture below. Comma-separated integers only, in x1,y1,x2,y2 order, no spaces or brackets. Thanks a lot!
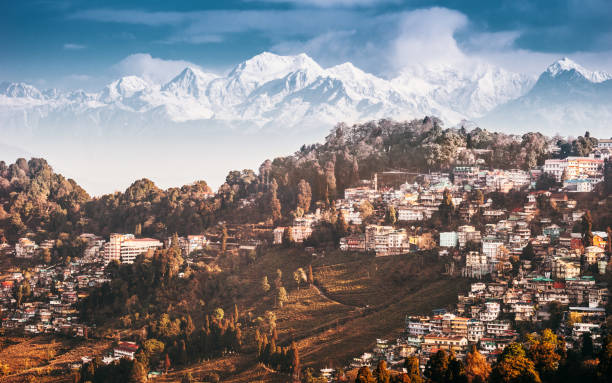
0,52,536,137
1,53,610,139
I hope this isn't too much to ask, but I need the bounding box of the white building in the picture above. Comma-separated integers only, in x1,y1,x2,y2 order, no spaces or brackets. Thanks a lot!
15,238,38,258
120,238,163,264
440,232,458,247
103,234,161,264
482,237,504,263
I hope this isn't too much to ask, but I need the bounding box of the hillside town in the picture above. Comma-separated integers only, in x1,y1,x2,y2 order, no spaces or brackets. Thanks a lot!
0,136,610,381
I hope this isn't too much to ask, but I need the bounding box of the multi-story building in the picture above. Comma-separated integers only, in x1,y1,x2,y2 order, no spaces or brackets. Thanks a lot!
482,237,504,264
457,226,482,248
120,238,163,264
553,258,581,279
15,238,38,258
103,234,162,264
440,232,458,247
597,138,612,149
467,319,485,342
543,157,604,182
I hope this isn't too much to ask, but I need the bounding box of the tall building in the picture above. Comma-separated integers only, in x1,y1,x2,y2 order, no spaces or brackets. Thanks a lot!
482,237,504,264
103,234,162,264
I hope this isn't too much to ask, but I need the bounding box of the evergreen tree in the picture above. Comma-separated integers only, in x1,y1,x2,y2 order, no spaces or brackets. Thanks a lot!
355,366,376,383
581,333,594,359
385,206,397,225
308,264,314,285
403,356,423,383
581,211,594,247
269,179,282,223
277,287,288,308
297,179,312,213
221,225,228,253
374,360,391,383
261,276,271,293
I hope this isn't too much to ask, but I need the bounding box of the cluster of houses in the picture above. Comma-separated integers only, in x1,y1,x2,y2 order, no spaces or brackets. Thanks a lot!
341,270,608,379
309,148,610,381
0,257,109,336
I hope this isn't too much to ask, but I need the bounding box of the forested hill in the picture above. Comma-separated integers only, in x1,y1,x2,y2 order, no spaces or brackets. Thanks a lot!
0,158,90,242
0,117,603,242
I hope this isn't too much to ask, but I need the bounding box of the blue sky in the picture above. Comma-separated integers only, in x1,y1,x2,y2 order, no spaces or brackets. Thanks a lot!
3,0,612,90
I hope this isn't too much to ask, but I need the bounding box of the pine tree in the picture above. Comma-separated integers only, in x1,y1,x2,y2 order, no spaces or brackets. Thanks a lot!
277,287,288,308
296,179,312,213
261,276,271,293
385,206,397,225
404,356,423,383
290,342,300,376
581,211,594,247
307,264,314,285
355,366,376,383
221,225,228,253
269,179,282,223
374,360,391,383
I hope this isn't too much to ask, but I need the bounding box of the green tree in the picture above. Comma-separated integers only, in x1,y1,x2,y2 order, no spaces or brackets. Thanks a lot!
282,227,294,247
521,242,535,261
581,332,594,359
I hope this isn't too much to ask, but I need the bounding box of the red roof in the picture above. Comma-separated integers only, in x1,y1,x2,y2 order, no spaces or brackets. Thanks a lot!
116,342,139,352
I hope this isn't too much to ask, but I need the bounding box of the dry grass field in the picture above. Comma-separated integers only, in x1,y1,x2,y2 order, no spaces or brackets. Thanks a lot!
0,335,111,382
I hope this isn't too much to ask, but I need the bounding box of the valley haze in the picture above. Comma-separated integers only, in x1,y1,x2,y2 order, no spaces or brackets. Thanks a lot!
1,53,611,195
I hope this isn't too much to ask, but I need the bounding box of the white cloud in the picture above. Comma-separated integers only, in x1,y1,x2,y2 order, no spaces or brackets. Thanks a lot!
390,8,469,70
63,43,86,50
112,53,204,84
69,6,612,78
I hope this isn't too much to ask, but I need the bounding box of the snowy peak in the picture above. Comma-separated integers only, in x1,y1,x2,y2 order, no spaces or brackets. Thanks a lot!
0,81,44,99
162,66,218,97
545,57,612,83
229,52,323,85
103,75,150,100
